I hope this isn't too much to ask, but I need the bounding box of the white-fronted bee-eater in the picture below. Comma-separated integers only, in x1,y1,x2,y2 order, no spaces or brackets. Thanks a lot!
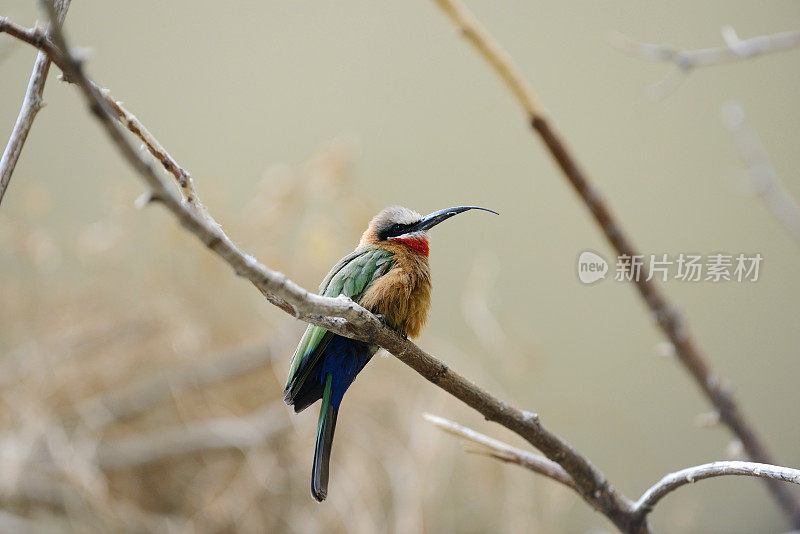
283,205,498,501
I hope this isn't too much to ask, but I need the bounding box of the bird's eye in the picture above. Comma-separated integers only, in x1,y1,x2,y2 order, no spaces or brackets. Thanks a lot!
379,223,407,240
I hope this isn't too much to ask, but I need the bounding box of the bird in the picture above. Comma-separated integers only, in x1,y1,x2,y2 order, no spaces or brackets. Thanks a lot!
283,205,498,501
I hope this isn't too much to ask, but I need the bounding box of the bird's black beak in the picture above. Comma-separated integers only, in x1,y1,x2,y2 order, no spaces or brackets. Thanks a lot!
412,206,499,232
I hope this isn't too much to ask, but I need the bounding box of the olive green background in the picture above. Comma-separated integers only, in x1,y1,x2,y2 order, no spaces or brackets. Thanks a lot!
2,1,800,532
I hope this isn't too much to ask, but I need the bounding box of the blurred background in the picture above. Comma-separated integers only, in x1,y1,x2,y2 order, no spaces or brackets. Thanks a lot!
1,1,800,532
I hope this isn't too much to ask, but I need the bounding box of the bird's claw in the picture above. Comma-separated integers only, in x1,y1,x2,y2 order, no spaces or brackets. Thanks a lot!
373,314,408,339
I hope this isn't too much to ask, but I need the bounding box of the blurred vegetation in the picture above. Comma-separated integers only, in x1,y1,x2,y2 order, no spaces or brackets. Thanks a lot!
0,145,567,533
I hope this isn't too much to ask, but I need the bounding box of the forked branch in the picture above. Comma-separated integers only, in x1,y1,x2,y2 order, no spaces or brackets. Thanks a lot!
610,27,800,98
426,415,800,531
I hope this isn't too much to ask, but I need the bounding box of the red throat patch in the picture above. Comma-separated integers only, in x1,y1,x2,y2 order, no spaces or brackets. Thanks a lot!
393,236,429,256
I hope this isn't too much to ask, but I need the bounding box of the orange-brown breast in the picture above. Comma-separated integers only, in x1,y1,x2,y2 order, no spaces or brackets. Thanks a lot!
359,242,432,338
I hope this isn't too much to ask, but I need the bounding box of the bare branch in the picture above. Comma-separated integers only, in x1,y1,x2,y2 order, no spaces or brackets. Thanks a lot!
0,14,199,211
0,0,71,206
4,9,376,328
631,462,800,526
610,28,800,98
429,0,800,527
423,413,576,490
722,101,800,249
611,27,800,68
101,93,202,208
1,10,638,531
432,0,543,118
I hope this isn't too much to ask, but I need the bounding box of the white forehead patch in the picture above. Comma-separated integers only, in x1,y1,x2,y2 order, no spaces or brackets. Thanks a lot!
373,206,422,227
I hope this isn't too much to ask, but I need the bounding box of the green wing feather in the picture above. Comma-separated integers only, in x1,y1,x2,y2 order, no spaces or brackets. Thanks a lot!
284,246,394,399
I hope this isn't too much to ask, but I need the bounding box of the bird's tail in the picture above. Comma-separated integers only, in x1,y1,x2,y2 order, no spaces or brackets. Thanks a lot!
311,373,338,502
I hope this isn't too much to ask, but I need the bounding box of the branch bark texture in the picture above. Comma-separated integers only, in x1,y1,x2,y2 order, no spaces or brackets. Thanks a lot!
631,462,800,528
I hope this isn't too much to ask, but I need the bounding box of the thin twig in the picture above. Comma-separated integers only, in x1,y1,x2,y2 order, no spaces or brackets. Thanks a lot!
432,0,543,118
722,101,800,249
612,27,800,67
631,462,800,526
2,10,638,532
426,412,800,531
423,413,575,490
0,17,372,325
610,27,800,98
430,0,800,527
0,0,71,206
101,92,202,208
2,15,369,326
0,12,199,210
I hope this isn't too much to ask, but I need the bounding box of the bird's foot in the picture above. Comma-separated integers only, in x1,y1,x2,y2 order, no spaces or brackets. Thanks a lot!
373,314,408,340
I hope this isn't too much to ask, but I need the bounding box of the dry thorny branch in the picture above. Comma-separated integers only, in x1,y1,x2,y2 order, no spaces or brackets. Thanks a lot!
1,1,800,532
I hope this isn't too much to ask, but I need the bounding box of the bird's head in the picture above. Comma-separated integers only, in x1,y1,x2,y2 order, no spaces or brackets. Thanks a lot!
361,205,498,256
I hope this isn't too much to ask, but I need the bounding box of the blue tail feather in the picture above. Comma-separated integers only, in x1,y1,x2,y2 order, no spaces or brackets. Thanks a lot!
308,335,376,501
318,335,376,407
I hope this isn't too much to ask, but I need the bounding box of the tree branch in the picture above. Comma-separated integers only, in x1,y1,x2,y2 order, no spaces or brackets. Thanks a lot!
0,0,71,206
610,27,800,98
423,413,576,490
427,413,800,531
102,92,202,208
1,9,640,532
721,101,800,249
630,462,800,527
429,0,800,527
